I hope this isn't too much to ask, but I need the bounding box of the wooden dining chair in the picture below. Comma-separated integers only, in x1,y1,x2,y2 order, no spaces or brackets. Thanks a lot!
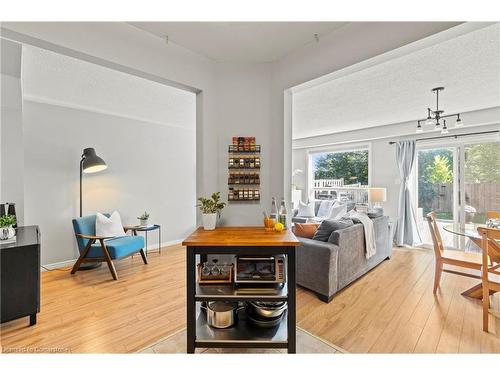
486,211,500,220
478,226,500,332
426,212,483,293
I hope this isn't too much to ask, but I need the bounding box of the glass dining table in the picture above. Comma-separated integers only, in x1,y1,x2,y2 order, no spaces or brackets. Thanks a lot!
442,222,497,299
443,222,482,243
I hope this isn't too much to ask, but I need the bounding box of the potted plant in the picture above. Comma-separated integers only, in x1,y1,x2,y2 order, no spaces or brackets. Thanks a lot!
0,214,17,240
137,211,150,226
197,192,226,230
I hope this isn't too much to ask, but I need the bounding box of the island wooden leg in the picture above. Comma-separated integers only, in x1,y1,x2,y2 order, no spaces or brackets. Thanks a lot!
186,246,196,353
287,246,296,354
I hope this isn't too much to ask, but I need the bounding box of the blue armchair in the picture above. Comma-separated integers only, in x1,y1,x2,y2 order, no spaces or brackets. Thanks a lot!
71,214,147,280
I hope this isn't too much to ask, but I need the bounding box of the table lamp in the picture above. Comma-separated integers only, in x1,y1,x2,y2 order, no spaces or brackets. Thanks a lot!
368,187,386,214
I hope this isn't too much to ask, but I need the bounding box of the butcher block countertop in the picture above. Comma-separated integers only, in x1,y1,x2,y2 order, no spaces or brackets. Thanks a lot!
182,226,300,247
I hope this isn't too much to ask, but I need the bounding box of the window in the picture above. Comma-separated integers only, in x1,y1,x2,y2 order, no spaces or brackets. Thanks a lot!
309,147,369,201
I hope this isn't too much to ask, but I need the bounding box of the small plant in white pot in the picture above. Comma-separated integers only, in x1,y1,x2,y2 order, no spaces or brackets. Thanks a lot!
137,211,150,226
0,214,16,240
197,192,226,230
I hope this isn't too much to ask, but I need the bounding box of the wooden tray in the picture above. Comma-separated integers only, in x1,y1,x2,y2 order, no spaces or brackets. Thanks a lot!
197,264,233,284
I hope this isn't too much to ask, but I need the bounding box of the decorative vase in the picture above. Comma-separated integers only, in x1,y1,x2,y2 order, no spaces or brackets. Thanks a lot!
0,225,15,240
202,213,217,230
140,219,149,226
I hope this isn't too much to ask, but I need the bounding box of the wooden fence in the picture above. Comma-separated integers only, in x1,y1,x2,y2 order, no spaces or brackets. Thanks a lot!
423,182,500,213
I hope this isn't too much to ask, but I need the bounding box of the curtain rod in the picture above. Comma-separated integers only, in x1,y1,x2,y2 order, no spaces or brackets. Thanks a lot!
388,130,499,145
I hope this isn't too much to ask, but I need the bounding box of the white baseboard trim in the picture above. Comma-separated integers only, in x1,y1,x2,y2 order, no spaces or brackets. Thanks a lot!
41,239,183,271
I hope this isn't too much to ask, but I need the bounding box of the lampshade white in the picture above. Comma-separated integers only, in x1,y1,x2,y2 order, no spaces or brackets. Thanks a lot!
369,188,387,205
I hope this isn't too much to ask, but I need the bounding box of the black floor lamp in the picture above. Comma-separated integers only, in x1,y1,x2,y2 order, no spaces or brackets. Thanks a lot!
79,147,107,270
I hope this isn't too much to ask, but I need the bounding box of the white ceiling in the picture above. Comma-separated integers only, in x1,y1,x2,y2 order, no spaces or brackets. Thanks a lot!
22,45,196,129
292,23,500,139
129,22,347,63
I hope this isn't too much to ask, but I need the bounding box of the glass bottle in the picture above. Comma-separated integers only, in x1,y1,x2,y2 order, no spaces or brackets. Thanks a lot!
270,197,278,219
279,198,287,228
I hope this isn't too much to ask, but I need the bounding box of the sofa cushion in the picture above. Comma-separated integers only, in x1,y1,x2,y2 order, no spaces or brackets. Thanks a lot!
317,200,335,218
294,223,320,239
297,201,315,218
328,202,347,220
87,235,145,259
312,219,354,242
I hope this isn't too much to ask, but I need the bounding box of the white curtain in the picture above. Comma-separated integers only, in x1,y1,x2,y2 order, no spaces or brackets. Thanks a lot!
394,140,422,246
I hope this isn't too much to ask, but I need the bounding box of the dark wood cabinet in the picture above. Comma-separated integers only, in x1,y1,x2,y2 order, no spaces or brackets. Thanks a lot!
1,226,40,326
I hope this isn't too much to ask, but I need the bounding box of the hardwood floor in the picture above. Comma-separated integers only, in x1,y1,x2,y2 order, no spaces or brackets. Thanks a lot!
297,247,500,353
1,245,186,353
1,245,499,353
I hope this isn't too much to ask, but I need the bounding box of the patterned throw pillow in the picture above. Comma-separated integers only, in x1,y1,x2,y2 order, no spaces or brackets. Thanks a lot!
294,223,320,239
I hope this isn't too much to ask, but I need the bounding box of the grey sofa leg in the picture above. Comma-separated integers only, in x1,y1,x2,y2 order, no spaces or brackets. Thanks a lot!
316,292,334,303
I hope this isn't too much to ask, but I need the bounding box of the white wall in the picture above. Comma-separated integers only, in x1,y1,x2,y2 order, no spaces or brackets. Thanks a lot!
23,101,196,265
18,45,197,265
0,38,24,224
215,63,273,224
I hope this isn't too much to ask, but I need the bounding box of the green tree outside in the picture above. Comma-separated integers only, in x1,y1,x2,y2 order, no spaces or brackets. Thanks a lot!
313,151,369,185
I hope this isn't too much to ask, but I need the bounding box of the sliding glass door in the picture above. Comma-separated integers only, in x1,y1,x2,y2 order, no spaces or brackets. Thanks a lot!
416,146,458,248
415,138,500,251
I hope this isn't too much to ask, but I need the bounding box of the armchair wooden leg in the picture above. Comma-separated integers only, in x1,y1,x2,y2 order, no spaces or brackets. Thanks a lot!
71,239,95,274
139,249,148,265
433,260,443,294
99,239,118,280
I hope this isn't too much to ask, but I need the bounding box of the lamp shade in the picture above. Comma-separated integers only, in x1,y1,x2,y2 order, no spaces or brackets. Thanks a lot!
82,148,107,173
369,188,386,203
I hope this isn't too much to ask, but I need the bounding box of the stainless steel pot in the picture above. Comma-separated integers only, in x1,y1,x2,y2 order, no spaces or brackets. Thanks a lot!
202,301,242,329
248,301,287,318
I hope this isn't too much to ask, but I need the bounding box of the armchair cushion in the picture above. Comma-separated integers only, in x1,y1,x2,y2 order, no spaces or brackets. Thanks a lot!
87,235,145,259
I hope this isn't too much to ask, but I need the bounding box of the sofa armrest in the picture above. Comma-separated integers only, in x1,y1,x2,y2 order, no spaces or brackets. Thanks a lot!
296,237,339,298
327,224,361,245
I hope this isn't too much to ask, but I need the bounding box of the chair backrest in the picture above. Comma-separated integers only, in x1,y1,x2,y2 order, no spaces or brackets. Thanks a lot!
72,213,110,251
487,211,500,220
426,212,444,260
478,226,500,265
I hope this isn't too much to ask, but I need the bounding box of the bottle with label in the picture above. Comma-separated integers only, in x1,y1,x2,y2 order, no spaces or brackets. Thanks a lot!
270,197,278,220
278,198,287,228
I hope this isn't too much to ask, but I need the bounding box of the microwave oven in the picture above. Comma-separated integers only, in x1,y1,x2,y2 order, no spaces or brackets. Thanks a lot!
234,255,286,284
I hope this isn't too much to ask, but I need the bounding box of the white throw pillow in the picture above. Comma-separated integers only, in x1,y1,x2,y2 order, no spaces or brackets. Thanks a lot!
96,211,126,238
297,201,315,218
328,202,347,220
316,200,335,218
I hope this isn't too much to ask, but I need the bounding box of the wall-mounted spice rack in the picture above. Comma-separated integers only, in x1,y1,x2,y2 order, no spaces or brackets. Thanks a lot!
228,137,261,202
228,188,260,201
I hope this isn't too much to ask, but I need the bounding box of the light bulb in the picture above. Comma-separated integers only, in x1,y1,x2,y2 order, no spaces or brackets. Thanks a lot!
455,116,463,127
434,120,441,129
416,123,423,133
441,120,449,134
425,118,435,126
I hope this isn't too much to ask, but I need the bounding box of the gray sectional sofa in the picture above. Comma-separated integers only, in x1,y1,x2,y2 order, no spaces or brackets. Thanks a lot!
295,215,392,302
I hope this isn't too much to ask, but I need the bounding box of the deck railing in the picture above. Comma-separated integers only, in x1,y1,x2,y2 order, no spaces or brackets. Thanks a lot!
311,179,369,203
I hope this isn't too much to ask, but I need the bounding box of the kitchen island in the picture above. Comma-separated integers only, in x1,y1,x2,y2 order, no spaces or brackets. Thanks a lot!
182,226,300,353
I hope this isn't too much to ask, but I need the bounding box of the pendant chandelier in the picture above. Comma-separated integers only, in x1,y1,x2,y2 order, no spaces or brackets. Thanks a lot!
416,87,463,134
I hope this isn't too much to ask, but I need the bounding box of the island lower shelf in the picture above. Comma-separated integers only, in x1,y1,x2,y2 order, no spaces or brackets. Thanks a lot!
195,284,288,301
196,307,288,349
